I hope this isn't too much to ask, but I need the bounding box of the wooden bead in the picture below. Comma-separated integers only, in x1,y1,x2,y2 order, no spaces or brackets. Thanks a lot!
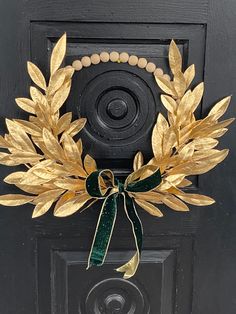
110,51,119,62
154,68,163,77
100,52,110,62
81,56,91,67
128,55,138,66
72,60,83,71
91,54,100,65
119,52,129,63
137,58,147,69
146,62,156,73
163,74,171,81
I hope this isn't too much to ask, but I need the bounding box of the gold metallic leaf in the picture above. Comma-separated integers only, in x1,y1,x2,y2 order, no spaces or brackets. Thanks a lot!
62,133,82,164
20,171,51,186
30,86,45,105
191,82,204,112
47,69,66,95
54,178,85,191
162,127,176,156
51,81,71,114
161,95,177,113
15,184,48,195
4,172,25,184
13,119,41,137
169,40,182,75
34,189,64,204
6,119,36,153
177,178,192,188
177,90,195,121
177,193,215,206
50,33,67,75
54,193,91,217
32,200,54,218
162,194,189,211
55,112,72,135
27,61,47,90
192,138,219,150
135,199,163,217
173,71,186,98
42,128,65,160
183,64,195,88
15,98,36,114
84,154,97,174
208,96,231,120
60,118,87,141
0,194,33,206
155,76,177,97
133,151,144,171
54,191,76,211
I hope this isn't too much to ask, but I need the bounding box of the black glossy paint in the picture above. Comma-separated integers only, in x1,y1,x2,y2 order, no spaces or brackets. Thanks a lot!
0,1,236,313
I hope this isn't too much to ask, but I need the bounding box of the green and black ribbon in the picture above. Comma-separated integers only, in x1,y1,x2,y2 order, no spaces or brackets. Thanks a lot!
86,167,162,278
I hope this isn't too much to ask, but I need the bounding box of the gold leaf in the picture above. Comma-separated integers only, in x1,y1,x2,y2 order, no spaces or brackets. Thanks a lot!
183,64,195,88
50,33,67,75
42,128,65,160
4,172,25,184
34,189,64,203
207,128,228,138
208,96,231,120
151,124,163,160
166,174,185,186
169,40,182,75
27,61,47,90
64,161,88,178
61,118,87,141
15,98,36,114
177,90,195,122
0,135,10,148
54,178,85,191
155,76,177,97
13,119,41,136
16,184,48,195
32,200,54,218
10,152,43,164
47,69,66,95
133,151,144,171
133,191,163,203
162,194,189,211
54,193,91,217
173,71,186,98
162,127,177,156
20,172,51,185
6,119,36,153
0,194,33,206
30,86,45,104
84,154,97,174
191,82,204,112
177,193,215,206
161,95,177,113
56,112,72,135
135,199,163,217
178,142,195,161
62,133,82,163
177,178,192,188
51,82,71,114
192,138,219,150
54,191,76,211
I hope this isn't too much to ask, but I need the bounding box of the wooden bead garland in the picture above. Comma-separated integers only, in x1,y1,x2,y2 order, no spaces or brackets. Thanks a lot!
71,51,167,79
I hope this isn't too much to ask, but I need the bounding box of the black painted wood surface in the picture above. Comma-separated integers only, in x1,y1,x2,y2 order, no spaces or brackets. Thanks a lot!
0,0,236,313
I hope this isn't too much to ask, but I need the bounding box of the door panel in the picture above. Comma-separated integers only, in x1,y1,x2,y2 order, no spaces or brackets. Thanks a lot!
0,1,236,314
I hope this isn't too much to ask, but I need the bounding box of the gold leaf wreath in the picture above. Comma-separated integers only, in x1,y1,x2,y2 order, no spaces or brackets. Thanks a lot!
0,34,234,218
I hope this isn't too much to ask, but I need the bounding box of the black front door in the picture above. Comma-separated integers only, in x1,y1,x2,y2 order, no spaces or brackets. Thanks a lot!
0,0,236,313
